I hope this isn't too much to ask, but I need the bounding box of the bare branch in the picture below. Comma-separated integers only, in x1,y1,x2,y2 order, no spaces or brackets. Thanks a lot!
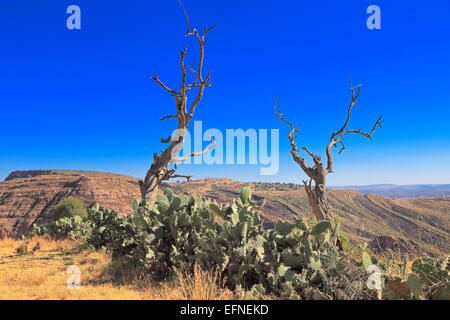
302,178,312,188
152,75,177,95
178,0,191,36
161,169,176,182
170,174,192,182
172,136,216,163
185,26,215,124
160,115,177,121
160,136,172,144
302,147,322,167
335,115,384,143
369,115,384,136
325,78,384,173
185,62,198,91
180,46,188,94
274,99,295,130
274,98,315,178
330,76,361,142
185,80,205,124
337,140,345,155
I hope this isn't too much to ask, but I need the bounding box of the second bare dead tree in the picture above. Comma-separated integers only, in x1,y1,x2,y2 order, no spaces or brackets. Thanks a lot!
139,4,216,203
275,78,383,225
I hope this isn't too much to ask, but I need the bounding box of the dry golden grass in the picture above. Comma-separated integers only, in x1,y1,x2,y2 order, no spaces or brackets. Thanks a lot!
173,264,233,300
0,237,236,300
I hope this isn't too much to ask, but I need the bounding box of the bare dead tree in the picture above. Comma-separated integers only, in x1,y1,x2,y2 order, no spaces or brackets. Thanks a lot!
275,77,383,226
139,1,216,203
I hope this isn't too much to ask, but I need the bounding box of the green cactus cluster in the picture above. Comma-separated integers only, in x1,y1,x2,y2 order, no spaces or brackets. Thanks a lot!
98,187,376,299
381,254,449,300
352,246,449,300
29,187,449,300
31,215,90,240
85,204,124,250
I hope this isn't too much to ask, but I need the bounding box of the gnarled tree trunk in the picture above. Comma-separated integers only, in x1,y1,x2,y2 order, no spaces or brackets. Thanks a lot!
303,177,333,223
139,143,177,203
139,160,169,204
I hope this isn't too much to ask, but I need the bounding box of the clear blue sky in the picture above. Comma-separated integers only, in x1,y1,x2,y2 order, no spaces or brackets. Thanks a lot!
0,1,449,185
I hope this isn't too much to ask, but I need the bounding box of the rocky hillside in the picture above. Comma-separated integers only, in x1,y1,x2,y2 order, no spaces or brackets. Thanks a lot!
0,170,448,256
0,170,140,238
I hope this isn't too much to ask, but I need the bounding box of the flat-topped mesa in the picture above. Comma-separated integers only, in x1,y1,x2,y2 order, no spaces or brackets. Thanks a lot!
4,169,138,182
5,170,57,181
0,170,141,238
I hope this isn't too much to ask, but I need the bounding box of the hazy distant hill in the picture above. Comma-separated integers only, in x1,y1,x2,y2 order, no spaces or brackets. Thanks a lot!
0,170,448,256
329,184,450,199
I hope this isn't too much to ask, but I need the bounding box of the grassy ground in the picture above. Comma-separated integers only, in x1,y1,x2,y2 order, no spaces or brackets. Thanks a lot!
0,237,235,300
1,236,435,300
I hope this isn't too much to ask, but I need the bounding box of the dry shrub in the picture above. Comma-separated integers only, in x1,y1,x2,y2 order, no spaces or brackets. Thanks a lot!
173,264,232,300
133,264,234,300
0,236,79,255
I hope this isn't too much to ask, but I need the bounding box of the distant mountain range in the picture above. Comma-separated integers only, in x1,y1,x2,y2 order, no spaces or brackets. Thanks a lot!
329,184,450,199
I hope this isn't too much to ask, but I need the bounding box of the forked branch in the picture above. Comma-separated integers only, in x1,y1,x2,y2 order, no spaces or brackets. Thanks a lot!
152,75,177,96
170,174,193,182
302,147,322,167
274,98,315,177
160,115,177,121
325,77,384,173
172,136,216,163
153,0,215,133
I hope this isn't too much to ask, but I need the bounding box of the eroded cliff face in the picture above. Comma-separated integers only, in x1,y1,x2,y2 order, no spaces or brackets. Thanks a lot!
0,170,141,238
